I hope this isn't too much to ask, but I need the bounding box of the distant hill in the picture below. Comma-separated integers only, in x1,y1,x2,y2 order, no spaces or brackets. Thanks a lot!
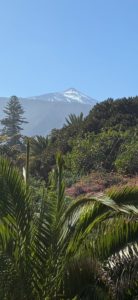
0,88,98,137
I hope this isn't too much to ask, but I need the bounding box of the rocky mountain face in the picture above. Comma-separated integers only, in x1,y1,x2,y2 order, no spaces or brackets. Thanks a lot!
0,88,98,137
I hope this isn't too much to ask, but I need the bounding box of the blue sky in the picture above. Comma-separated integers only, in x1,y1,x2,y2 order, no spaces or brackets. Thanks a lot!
0,0,138,101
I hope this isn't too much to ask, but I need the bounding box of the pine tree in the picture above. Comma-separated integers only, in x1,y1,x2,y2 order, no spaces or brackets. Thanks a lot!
0,95,28,146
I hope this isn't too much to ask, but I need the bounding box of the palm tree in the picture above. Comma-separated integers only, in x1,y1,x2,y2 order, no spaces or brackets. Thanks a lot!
59,257,112,300
2,143,138,299
82,185,138,300
64,112,84,127
29,135,50,156
0,148,119,299
57,184,138,300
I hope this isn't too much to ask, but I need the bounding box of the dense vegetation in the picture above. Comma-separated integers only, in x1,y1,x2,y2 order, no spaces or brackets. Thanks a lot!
14,95,138,183
1,95,138,299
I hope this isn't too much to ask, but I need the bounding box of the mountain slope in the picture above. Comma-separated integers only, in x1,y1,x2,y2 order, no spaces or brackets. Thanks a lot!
0,88,98,137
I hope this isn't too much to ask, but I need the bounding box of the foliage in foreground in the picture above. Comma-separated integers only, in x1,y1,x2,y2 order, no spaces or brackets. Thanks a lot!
1,150,138,299
0,152,114,299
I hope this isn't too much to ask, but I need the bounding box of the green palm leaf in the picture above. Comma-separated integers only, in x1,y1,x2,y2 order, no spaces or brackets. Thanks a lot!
62,258,111,300
29,135,49,156
64,112,84,127
106,184,138,206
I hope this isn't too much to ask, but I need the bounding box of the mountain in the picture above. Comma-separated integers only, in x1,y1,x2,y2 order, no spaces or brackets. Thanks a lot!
25,88,97,105
0,88,98,137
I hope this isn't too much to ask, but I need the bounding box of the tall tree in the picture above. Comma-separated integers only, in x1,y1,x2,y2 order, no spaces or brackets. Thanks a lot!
0,95,28,146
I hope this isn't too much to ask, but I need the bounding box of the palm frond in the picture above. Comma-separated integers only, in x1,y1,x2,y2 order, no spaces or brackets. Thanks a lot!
60,194,119,229
63,112,84,127
89,215,138,261
0,157,40,299
26,139,30,185
61,258,111,300
105,243,138,300
0,158,32,241
106,184,138,206
29,135,49,155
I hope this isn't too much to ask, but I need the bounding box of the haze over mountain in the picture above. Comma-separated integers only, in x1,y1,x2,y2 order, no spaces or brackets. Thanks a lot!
0,88,98,137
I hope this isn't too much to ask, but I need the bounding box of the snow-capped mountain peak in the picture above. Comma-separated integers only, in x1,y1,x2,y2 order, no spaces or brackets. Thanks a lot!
26,88,98,105
65,88,78,93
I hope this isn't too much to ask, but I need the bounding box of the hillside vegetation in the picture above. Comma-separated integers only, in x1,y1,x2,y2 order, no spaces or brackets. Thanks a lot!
12,95,138,182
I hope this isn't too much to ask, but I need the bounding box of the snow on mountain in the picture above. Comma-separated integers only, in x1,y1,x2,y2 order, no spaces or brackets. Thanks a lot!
26,88,98,105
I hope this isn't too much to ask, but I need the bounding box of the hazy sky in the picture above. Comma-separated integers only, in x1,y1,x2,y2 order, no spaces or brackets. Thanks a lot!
0,0,138,101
